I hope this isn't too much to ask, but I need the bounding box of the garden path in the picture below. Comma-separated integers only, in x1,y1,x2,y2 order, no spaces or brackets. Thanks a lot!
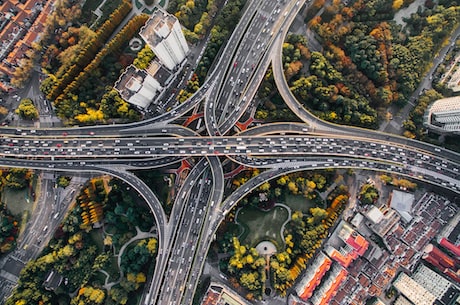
101,226,156,290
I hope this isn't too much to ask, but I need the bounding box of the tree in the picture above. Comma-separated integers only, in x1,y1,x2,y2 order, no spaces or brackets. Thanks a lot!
392,0,403,10
277,176,288,186
259,182,270,192
109,287,128,305
240,272,262,291
146,238,157,255
15,99,38,120
308,207,328,225
133,45,155,70
359,183,379,204
71,286,105,305
57,176,71,188
287,182,298,194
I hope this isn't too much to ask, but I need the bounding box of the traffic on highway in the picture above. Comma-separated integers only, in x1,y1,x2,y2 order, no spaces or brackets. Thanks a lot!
1,0,459,304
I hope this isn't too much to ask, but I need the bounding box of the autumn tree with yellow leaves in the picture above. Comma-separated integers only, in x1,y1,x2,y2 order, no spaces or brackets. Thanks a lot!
227,237,266,298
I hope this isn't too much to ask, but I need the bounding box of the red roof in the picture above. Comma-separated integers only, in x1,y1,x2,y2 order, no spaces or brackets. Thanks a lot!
299,257,332,300
346,235,368,256
0,0,54,89
318,269,348,305
440,238,460,259
328,248,355,268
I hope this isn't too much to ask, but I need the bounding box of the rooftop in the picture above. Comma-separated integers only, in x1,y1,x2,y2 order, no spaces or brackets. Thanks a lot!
390,190,414,223
295,252,332,300
139,7,178,48
424,96,460,134
0,0,52,91
200,283,252,305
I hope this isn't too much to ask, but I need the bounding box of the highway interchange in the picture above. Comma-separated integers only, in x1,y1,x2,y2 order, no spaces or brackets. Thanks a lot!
1,0,460,304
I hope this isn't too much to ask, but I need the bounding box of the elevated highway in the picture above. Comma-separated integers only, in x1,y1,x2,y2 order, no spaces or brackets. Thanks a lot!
1,0,460,304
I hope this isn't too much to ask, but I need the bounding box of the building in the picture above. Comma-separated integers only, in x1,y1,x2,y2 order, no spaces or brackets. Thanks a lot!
43,269,63,291
139,7,189,71
310,265,348,305
441,53,460,92
394,295,416,305
365,206,400,237
393,272,438,305
371,298,387,305
412,264,460,305
114,6,188,110
424,244,456,270
439,238,460,259
423,244,460,284
390,190,415,223
114,65,163,109
295,252,332,300
424,96,460,135
200,282,253,305
324,222,369,268
0,0,53,91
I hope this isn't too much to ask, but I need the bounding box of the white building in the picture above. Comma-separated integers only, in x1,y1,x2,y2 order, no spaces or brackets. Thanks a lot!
393,272,437,305
390,190,415,223
114,65,162,109
140,7,189,71
412,265,460,305
424,96,460,135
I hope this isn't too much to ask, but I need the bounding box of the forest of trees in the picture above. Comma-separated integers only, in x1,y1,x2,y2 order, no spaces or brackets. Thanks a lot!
5,178,157,305
273,0,460,128
231,168,328,209
168,0,218,43
0,168,34,254
35,0,145,125
0,202,18,254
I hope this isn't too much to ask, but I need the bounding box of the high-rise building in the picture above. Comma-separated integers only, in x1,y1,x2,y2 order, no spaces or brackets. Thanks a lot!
424,96,460,135
114,65,162,109
139,7,189,70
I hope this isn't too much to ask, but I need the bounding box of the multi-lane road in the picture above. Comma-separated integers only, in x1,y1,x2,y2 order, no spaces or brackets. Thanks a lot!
1,0,460,304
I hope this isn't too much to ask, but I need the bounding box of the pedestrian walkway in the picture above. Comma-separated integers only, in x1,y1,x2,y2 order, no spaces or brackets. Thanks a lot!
102,226,156,290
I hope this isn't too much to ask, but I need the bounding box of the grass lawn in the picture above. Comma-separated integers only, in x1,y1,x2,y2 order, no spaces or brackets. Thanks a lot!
237,205,288,249
105,256,120,282
284,193,316,213
2,187,33,216
100,0,123,17
135,171,173,206
89,229,104,252
91,271,108,287
80,0,103,24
